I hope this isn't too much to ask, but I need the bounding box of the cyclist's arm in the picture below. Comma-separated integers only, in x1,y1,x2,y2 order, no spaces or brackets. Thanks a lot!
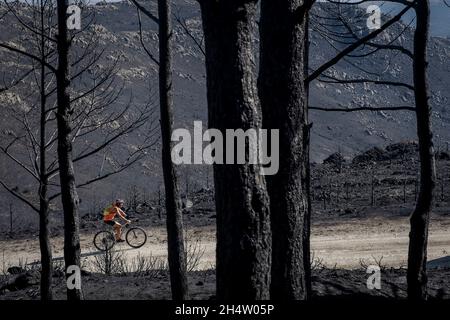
117,208,129,221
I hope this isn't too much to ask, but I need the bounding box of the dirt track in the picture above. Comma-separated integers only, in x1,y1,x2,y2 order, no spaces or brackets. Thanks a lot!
1,216,450,271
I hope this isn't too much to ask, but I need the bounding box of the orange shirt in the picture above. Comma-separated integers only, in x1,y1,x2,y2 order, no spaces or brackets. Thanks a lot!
103,204,125,221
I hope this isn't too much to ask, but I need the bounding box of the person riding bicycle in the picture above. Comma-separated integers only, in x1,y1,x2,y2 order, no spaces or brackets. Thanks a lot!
103,199,131,242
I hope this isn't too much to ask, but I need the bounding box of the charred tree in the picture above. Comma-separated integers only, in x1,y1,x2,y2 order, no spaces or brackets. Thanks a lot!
1,1,156,300
56,0,82,300
0,0,57,300
38,0,52,300
199,0,271,300
305,0,435,299
158,0,189,300
258,0,314,300
407,0,435,300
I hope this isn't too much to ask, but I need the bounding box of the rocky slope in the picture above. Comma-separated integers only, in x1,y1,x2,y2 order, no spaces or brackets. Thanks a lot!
0,1,449,227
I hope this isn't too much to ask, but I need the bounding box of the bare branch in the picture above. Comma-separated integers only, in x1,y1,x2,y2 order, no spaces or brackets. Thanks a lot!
0,178,39,213
0,137,40,182
310,105,415,112
364,42,414,59
48,140,156,202
326,0,414,6
318,74,414,90
130,0,159,25
173,10,205,56
0,43,56,73
306,1,416,84
0,68,34,93
2,0,57,44
137,8,160,65
336,5,414,60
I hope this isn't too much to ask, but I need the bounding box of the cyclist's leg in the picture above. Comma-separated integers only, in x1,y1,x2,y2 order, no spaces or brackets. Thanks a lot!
113,221,123,240
104,220,121,240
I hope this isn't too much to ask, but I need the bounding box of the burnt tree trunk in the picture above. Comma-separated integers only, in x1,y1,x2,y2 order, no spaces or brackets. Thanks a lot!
258,0,312,299
199,0,272,300
407,0,435,300
38,186,52,300
158,0,188,300
56,0,82,300
38,4,52,298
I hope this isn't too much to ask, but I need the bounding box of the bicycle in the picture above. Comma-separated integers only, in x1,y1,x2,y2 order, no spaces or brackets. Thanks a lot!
93,221,147,251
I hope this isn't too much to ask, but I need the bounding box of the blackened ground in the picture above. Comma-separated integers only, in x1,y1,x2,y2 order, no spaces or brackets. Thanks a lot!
1,267,449,300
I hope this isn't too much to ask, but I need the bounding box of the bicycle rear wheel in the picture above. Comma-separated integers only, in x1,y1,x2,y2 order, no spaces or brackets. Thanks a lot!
93,231,116,251
126,227,147,248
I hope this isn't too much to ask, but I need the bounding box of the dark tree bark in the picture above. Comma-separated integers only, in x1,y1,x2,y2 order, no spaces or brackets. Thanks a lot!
199,0,271,300
38,184,52,300
407,0,435,300
56,0,82,300
35,0,53,301
258,0,313,300
158,0,188,300
38,5,52,298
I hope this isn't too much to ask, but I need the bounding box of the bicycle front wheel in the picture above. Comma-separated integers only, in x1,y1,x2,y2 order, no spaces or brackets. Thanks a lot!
93,231,116,251
126,227,147,248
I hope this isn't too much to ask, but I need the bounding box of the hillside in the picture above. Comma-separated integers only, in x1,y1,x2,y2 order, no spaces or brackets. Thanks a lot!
0,0,449,228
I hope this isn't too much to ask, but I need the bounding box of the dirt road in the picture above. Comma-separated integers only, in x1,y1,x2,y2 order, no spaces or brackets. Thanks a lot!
1,216,450,271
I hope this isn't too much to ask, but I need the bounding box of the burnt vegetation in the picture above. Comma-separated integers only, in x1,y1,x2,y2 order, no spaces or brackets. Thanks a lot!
0,0,449,301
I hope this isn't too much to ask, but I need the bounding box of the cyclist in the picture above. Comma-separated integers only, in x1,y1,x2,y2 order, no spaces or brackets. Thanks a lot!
103,199,131,242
